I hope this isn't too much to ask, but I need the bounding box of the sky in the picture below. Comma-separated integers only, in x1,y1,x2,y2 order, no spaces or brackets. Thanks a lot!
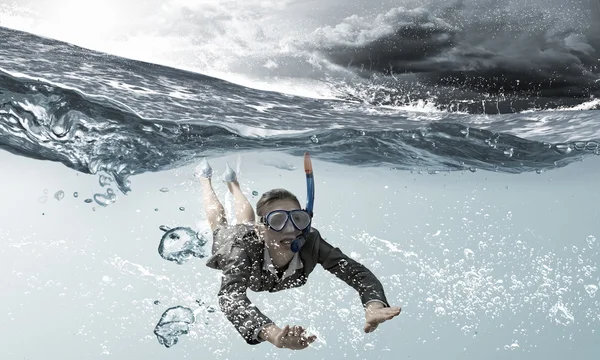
1,0,598,95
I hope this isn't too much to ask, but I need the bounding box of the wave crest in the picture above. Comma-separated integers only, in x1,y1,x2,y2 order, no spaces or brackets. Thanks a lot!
1,70,599,197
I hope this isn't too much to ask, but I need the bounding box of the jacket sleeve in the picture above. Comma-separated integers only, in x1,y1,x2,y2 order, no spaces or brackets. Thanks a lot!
217,245,273,345
315,230,389,307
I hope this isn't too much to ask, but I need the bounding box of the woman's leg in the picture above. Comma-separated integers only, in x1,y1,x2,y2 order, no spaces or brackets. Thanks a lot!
196,158,227,232
223,163,256,224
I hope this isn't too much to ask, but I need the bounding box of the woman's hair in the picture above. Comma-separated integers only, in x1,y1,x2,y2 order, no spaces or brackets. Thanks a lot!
256,188,301,216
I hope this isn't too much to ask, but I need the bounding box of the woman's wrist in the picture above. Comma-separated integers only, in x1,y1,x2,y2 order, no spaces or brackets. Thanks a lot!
365,300,385,311
259,323,281,346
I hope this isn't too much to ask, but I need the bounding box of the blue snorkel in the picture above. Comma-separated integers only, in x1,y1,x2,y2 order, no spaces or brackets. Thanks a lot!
290,152,314,253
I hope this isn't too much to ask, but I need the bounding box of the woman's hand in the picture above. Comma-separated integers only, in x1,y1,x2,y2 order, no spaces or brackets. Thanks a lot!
364,302,401,333
272,325,317,350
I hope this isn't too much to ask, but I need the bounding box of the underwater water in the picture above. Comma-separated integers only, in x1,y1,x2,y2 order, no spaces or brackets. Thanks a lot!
2,149,599,360
1,0,600,359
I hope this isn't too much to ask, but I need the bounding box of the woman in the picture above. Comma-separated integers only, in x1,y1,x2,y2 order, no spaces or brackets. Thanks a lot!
195,158,401,350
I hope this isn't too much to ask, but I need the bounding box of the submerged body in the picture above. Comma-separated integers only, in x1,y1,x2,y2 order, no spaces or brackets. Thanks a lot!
196,158,401,349
206,223,389,344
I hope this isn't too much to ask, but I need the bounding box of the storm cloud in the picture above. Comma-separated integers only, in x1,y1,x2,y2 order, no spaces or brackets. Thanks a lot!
309,0,600,96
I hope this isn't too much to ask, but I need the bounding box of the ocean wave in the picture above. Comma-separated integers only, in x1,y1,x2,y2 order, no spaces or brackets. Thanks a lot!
1,69,598,196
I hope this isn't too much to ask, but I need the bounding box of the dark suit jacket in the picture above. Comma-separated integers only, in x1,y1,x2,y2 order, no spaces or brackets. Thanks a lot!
206,224,389,344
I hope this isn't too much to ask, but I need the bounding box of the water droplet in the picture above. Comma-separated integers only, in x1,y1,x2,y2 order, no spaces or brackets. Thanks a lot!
572,246,578,253
84,198,93,203
442,249,450,256
73,192,79,198
153,300,160,305
160,187,169,193
206,305,216,313
252,190,258,196
503,148,514,157
555,144,572,154
464,248,475,260
584,284,598,298
435,307,446,316
310,135,319,144
54,190,65,201
179,207,185,211
154,208,159,212
469,167,477,173
536,169,543,174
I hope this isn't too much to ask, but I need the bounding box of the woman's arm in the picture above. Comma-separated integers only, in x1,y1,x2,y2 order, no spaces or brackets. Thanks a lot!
315,230,389,307
218,245,317,349
217,246,274,345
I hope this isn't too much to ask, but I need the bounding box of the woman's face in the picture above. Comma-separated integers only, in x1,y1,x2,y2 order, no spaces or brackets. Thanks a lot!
259,199,303,255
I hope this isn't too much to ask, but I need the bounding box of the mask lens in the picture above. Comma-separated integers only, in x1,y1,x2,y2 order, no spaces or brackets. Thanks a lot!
266,211,288,231
291,210,311,230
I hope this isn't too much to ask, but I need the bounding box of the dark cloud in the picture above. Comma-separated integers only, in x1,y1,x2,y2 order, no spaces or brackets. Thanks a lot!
309,1,600,98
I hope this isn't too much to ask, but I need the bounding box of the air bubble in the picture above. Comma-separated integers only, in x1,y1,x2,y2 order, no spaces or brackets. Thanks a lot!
464,248,474,260
94,188,117,207
586,235,596,248
549,300,574,326
54,190,65,201
555,144,572,154
584,284,598,298
99,175,112,187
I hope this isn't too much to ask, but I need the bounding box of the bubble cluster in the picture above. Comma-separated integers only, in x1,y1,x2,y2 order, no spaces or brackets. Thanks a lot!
356,227,599,350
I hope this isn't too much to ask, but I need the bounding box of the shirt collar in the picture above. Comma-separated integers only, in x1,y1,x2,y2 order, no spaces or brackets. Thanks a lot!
263,246,303,280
